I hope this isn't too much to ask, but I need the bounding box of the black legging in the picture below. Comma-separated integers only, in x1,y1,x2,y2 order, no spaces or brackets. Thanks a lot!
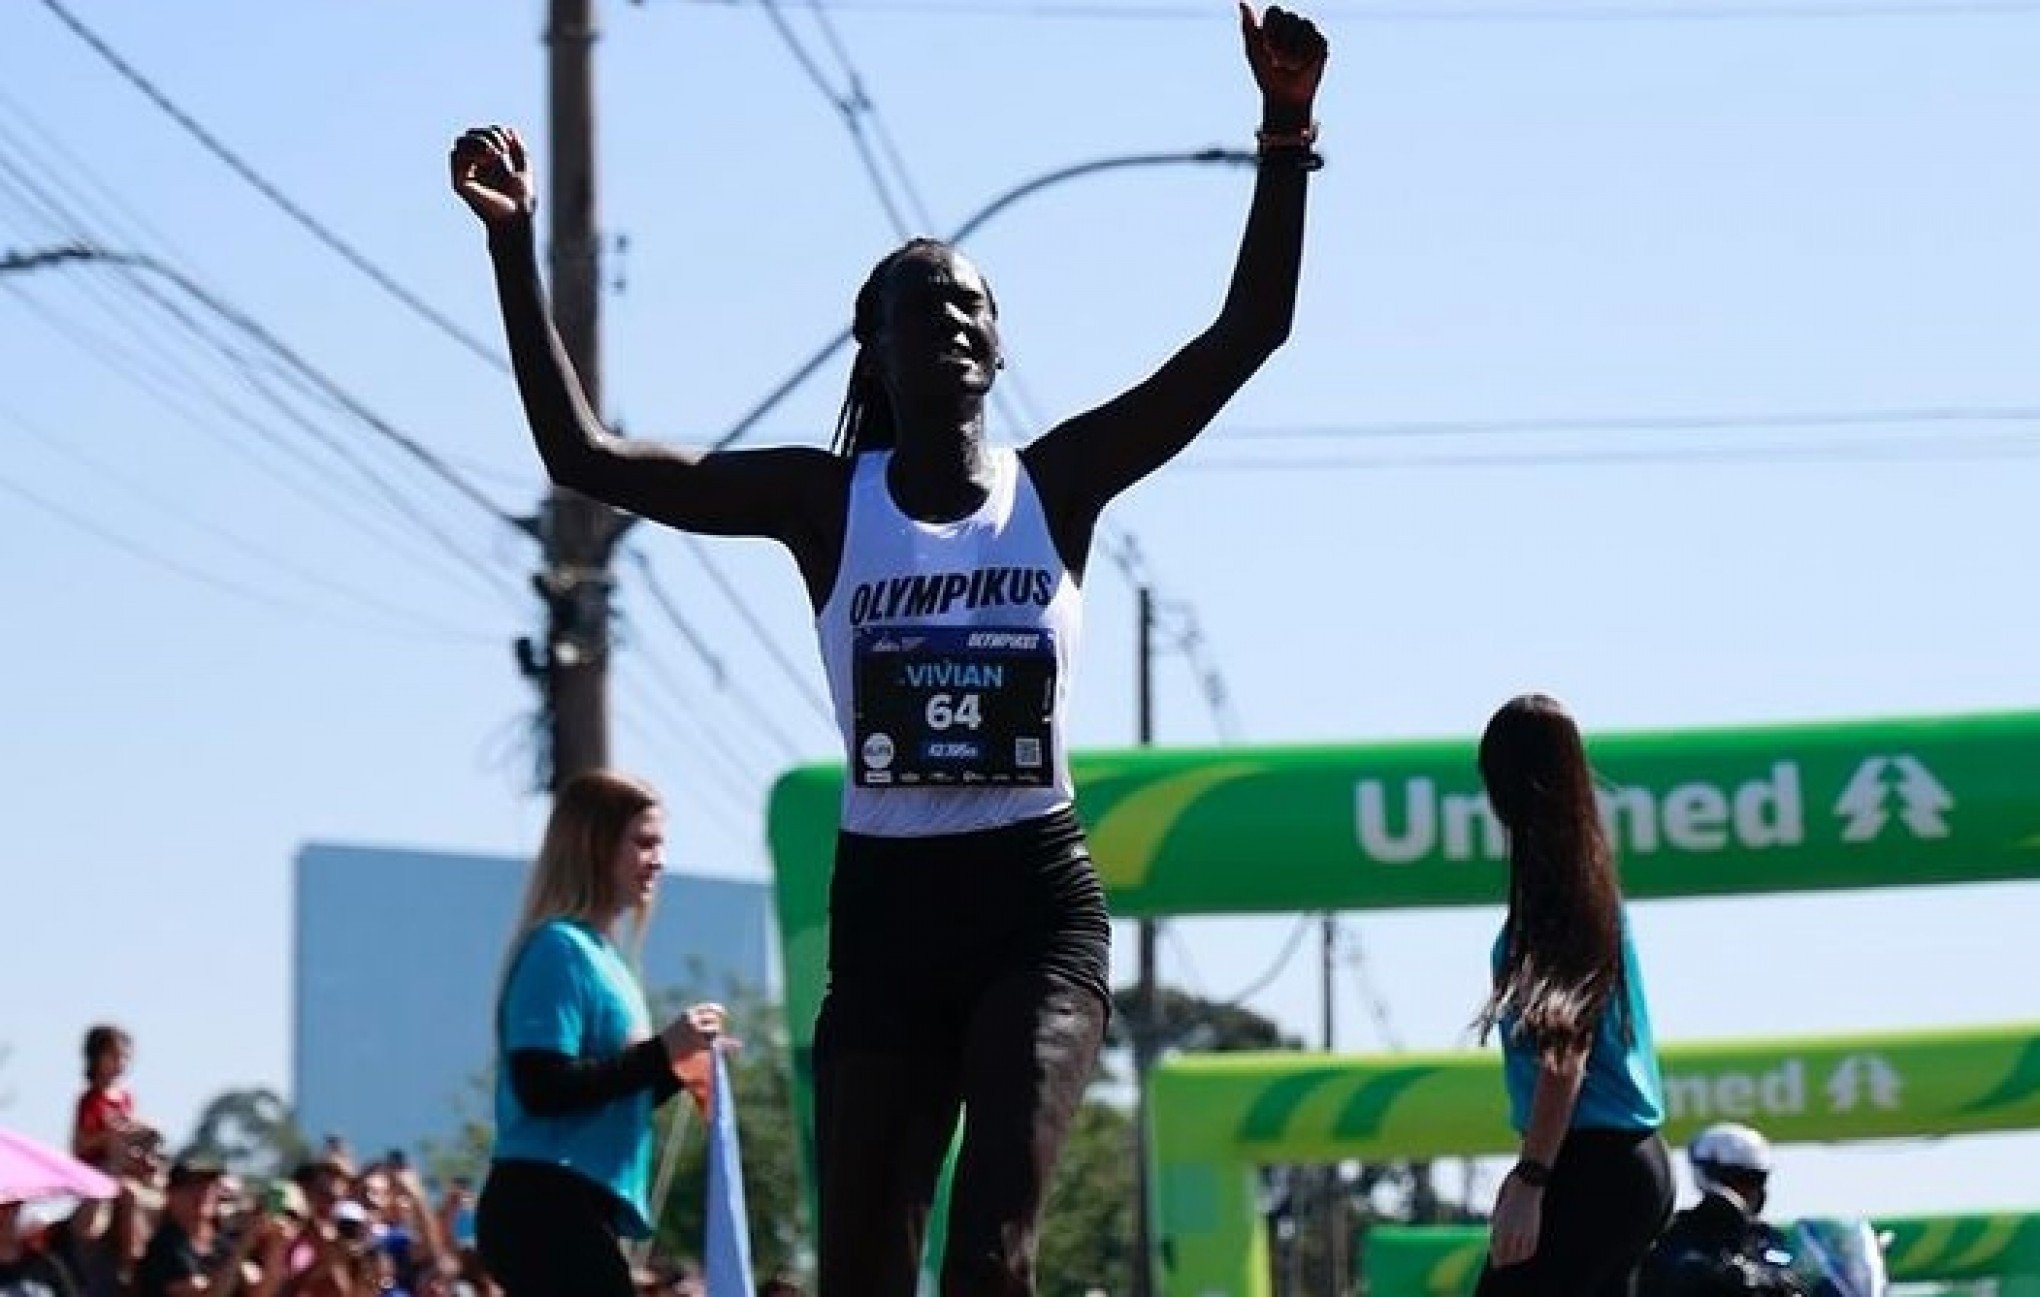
476,1160,632,1297
1476,1127,1676,1297
814,811,1112,1297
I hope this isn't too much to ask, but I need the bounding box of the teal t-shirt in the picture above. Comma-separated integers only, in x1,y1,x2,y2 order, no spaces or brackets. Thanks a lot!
492,918,657,1237
1493,913,1665,1134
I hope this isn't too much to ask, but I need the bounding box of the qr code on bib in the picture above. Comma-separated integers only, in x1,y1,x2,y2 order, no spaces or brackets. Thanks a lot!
1015,737,1043,769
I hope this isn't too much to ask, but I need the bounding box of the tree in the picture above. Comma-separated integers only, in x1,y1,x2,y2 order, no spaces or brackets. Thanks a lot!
1038,1098,1136,1297
418,1071,495,1188
1109,986,1303,1058
1094,985,1480,1296
182,1087,308,1180
422,983,808,1279
1021,988,1303,1295
645,993,807,1280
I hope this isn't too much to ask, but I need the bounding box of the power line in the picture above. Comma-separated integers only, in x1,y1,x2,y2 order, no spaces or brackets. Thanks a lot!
701,0,2040,20
0,84,192,265
756,0,923,236
1,245,529,535
0,467,299,611
0,113,531,610
704,147,1256,451
1151,593,1244,743
1182,433,2040,473
1340,924,1404,1051
683,407,2040,457
33,0,511,372
1099,530,1243,744
615,667,778,828
0,264,515,609
625,552,729,688
746,0,1054,443
106,256,526,604
801,0,937,234
613,690,777,872
2,402,497,644
616,589,801,777
1212,915,1316,1010
1219,406,2040,442
629,551,811,762
1160,923,1211,999
674,536,835,726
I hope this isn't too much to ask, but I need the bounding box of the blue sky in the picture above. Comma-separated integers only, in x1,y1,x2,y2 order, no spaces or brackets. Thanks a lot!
3,0,2037,1225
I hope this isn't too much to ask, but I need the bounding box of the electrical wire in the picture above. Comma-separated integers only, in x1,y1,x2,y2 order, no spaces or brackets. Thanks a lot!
674,535,835,726
1212,915,1316,1009
0,466,300,610
0,65,537,610
0,245,528,548
1,401,497,644
1341,923,1405,1052
704,0,2040,21
33,0,511,372
1182,432,2040,472
616,596,804,776
629,550,812,762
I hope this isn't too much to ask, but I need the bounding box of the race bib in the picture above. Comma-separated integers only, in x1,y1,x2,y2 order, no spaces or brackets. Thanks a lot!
852,626,1057,788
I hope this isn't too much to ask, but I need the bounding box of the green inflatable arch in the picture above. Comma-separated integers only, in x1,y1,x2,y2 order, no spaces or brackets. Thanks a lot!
1366,1213,2040,1295
766,710,2040,1290
1149,1025,2040,1295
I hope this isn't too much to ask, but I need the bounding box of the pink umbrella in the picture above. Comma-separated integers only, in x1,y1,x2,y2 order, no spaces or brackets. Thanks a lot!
0,1128,120,1205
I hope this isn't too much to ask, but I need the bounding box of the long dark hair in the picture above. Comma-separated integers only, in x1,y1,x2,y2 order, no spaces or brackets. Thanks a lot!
1473,694,1629,1063
831,237,996,458
83,1023,130,1082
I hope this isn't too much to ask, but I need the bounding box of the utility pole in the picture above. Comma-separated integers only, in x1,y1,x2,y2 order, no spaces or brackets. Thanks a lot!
1132,584,1159,1297
1321,913,1344,1296
1320,914,1335,1052
519,0,632,790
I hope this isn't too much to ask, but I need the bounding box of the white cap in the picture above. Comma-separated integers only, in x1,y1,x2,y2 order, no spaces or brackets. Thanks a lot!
1689,1122,1773,1194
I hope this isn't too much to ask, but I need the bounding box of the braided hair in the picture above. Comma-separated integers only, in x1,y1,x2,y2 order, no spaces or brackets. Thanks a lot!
831,237,992,458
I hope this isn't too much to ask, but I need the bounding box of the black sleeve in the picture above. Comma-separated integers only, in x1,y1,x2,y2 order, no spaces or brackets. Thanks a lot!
506,1042,683,1117
131,1229,196,1297
32,1255,82,1297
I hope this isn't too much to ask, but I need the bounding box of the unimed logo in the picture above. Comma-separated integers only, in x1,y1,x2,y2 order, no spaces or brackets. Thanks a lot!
1661,1054,1904,1123
1353,764,1806,864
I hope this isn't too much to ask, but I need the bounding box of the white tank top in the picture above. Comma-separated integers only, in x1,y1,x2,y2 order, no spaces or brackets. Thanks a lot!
816,448,1082,837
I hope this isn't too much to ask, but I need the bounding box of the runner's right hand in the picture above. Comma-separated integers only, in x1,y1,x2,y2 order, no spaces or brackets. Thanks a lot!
449,125,535,227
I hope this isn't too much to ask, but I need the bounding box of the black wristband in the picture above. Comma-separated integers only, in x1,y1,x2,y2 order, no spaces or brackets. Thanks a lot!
1512,1157,1553,1188
1257,145,1325,174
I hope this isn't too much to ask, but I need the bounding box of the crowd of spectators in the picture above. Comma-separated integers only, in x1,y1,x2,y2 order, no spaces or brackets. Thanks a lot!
2,1026,804,1297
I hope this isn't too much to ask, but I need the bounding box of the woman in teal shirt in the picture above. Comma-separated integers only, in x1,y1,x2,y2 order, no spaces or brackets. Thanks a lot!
476,770,727,1297
1474,695,1674,1296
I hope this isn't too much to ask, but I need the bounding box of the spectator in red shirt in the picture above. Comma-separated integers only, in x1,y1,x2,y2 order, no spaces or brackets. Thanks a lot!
71,1026,145,1173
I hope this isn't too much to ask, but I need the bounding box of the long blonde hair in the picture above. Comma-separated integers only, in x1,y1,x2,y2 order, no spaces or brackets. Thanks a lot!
501,769,662,994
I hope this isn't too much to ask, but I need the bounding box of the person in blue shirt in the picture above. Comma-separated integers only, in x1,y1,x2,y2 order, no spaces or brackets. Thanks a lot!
1473,695,1675,1296
475,770,727,1297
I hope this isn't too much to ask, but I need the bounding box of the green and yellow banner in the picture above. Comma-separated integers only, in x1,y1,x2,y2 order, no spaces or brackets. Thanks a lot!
1150,1024,2040,1164
1366,1212,2040,1295
1148,1024,2040,1297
